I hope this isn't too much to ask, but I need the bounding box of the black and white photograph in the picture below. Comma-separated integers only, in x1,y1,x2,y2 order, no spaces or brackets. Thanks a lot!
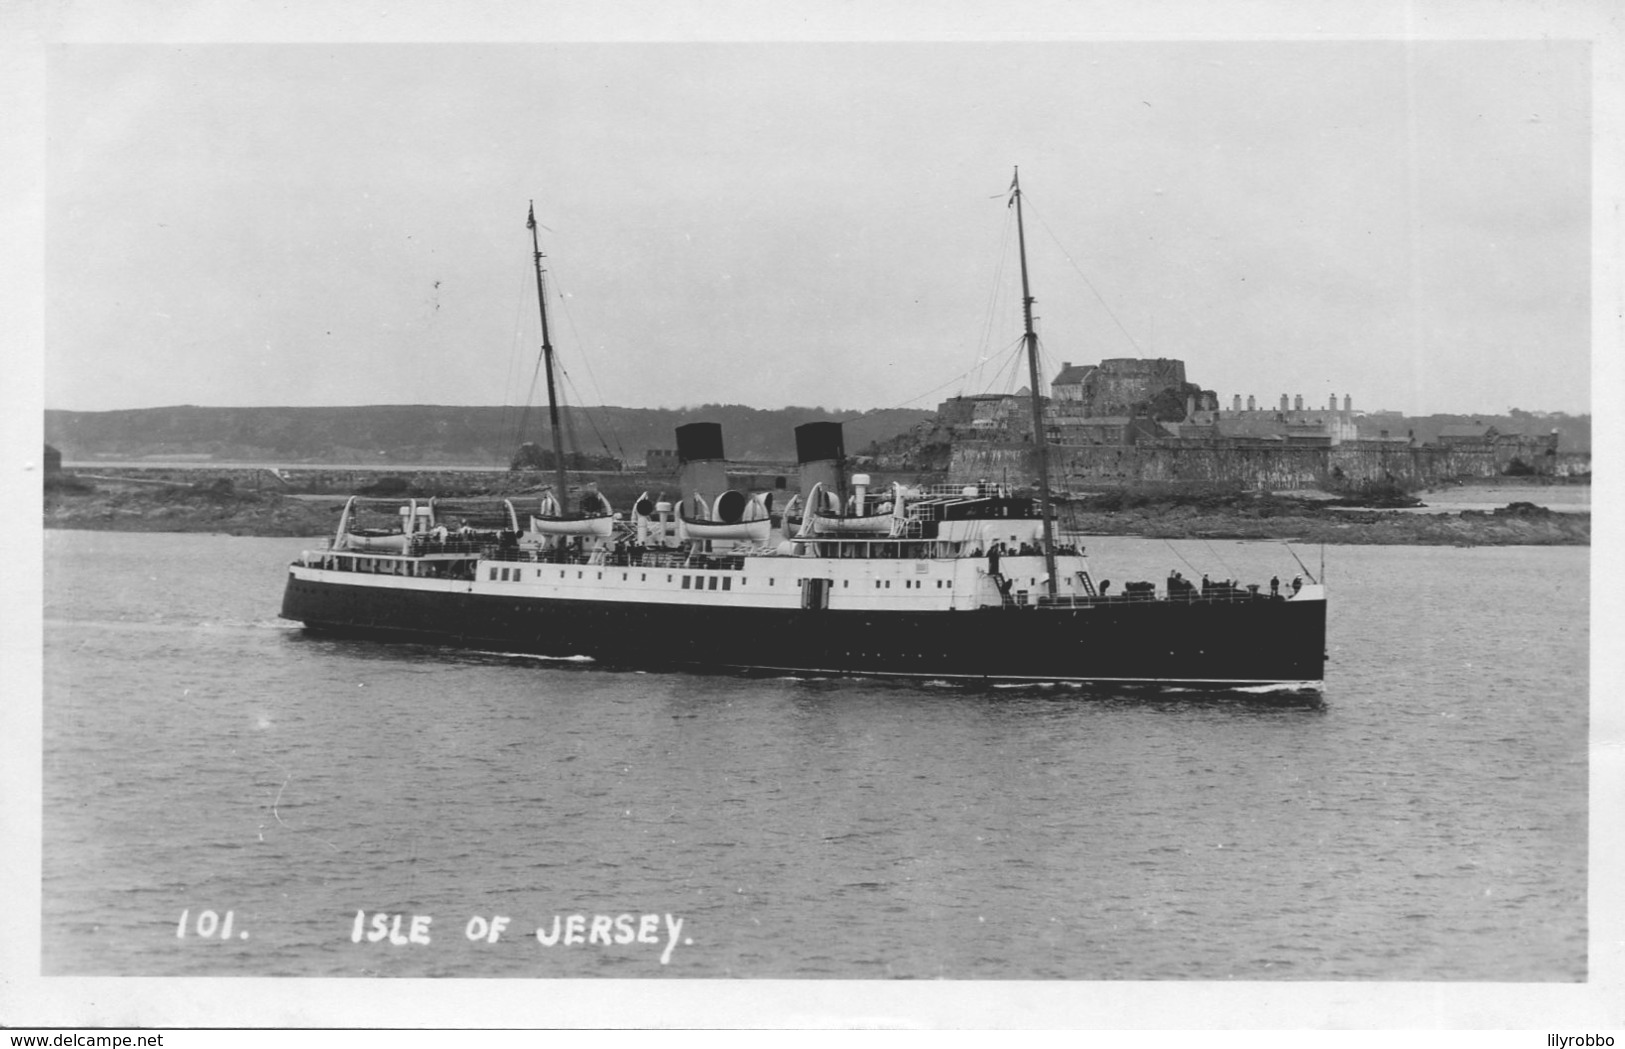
5,0,1620,1033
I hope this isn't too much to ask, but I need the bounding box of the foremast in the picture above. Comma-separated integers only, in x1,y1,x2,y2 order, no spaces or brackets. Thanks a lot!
1011,167,1058,598
528,201,571,514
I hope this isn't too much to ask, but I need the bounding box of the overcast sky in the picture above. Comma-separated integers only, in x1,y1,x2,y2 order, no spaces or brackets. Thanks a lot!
41,36,1594,417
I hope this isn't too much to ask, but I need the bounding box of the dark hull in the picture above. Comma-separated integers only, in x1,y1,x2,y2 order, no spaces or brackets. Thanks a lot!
281,574,1326,686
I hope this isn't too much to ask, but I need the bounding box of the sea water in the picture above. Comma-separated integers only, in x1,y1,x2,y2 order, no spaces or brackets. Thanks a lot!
40,530,1587,979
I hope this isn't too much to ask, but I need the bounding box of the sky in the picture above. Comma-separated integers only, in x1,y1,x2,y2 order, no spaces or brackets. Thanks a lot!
37,27,1599,419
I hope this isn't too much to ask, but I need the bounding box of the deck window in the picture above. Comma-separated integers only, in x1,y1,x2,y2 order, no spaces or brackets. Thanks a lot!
722,577,731,591
682,576,691,589
708,576,718,591
489,567,498,580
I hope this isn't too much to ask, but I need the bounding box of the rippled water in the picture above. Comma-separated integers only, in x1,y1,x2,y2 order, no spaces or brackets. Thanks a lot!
41,531,1587,979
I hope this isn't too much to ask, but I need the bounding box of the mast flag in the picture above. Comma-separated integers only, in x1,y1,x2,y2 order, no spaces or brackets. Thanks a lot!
527,203,536,230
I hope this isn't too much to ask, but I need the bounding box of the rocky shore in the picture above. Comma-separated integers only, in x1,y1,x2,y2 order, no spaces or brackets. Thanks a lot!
1062,503,1588,546
42,474,1589,545
44,476,342,537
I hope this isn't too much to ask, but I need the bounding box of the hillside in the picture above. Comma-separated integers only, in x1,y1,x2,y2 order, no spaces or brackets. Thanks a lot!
44,404,935,466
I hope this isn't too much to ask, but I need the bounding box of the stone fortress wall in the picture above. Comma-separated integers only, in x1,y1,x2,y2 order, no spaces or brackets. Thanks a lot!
938,357,1573,491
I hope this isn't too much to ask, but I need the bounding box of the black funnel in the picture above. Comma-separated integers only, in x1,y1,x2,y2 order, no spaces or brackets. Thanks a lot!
794,421,844,465
676,422,725,464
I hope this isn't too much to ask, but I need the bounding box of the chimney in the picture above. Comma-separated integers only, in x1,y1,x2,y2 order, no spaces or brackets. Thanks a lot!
1280,394,1289,413
1232,394,1241,412
795,421,847,512
1343,394,1351,412
1329,393,1337,411
1294,394,1303,412
1247,394,1255,411
675,422,728,517
1185,394,1195,421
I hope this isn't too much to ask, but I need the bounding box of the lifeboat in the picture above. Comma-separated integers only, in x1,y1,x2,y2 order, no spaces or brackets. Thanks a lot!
527,489,614,537
339,532,411,553
678,489,772,542
808,510,894,535
801,479,900,536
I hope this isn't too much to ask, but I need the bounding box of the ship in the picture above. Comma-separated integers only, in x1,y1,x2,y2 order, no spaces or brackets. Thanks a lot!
280,174,1328,687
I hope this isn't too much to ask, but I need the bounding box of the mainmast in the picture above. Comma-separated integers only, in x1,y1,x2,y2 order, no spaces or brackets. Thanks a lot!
1011,168,1058,598
528,200,571,513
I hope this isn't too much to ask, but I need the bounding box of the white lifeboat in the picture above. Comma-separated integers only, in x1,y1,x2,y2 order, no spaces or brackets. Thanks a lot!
339,532,411,553
806,478,898,535
677,489,772,542
527,488,614,537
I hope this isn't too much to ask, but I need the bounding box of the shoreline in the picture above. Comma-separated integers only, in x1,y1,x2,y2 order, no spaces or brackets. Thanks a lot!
42,480,1590,546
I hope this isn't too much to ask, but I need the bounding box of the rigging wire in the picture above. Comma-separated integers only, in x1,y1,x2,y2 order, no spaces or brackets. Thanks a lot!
544,256,631,465
969,216,1016,396
500,261,533,454
885,362,995,410
986,335,1030,397
1021,192,1146,357
513,349,545,457
558,363,624,466
507,221,628,471
1201,538,1237,580
1163,538,1203,578
1282,542,1319,585
868,190,1055,413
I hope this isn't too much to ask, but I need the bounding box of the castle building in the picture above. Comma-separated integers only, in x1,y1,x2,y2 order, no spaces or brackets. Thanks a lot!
931,355,1569,487
1049,358,1193,418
